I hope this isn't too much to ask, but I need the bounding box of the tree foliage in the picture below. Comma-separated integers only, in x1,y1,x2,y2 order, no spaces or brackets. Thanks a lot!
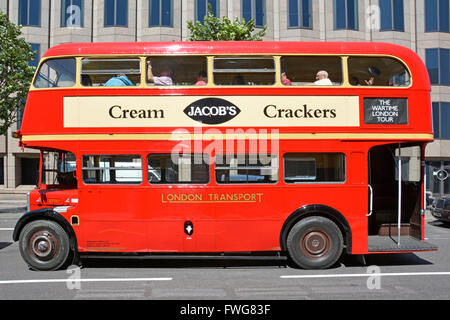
187,6,266,41
0,11,35,135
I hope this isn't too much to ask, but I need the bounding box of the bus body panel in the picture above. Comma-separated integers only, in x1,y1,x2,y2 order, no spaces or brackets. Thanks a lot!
14,42,436,267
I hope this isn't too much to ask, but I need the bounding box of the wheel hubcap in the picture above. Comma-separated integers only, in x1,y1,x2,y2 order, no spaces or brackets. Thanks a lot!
301,230,330,258
30,231,57,259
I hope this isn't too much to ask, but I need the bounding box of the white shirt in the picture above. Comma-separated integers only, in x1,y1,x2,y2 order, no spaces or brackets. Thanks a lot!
154,76,173,86
314,78,333,86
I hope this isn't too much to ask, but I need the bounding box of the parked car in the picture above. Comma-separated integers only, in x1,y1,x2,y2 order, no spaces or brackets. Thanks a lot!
431,196,450,224
426,192,434,208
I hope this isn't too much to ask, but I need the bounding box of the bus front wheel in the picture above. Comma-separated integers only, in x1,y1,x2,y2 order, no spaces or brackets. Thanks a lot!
287,216,343,269
19,220,71,271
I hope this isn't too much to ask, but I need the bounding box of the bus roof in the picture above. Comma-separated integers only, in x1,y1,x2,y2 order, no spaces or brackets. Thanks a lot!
43,41,418,59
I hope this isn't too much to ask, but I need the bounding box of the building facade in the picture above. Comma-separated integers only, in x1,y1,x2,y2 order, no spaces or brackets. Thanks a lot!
0,0,449,196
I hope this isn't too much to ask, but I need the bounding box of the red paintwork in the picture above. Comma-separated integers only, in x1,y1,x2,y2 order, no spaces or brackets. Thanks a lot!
20,42,433,255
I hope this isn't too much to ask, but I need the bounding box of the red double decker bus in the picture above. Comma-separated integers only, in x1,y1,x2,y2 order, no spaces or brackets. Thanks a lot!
13,41,437,270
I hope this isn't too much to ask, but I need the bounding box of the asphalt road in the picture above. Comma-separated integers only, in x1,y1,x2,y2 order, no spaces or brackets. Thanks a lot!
1,207,450,303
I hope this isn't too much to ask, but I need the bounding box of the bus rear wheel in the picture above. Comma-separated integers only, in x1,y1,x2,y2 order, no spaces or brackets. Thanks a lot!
287,216,343,269
19,220,70,271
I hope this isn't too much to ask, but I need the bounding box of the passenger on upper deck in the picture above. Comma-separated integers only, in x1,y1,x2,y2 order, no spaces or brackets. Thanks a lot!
147,60,173,85
233,75,245,85
104,74,134,86
313,70,333,85
281,71,292,85
195,71,207,86
364,66,380,86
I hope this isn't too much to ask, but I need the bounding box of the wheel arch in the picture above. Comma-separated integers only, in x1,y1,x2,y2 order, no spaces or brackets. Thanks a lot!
280,204,352,254
13,208,78,253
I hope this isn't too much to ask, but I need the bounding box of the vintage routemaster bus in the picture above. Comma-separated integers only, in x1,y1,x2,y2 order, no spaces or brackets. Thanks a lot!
12,41,437,270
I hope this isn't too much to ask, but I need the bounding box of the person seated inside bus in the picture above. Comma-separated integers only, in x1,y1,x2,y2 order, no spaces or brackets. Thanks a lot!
104,73,134,86
81,75,92,86
147,60,173,86
233,75,245,85
350,76,360,86
313,70,333,85
281,70,292,85
363,66,380,86
195,71,207,86
56,170,77,187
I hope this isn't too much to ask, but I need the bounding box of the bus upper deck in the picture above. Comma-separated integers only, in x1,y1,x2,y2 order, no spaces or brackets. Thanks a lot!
17,41,432,148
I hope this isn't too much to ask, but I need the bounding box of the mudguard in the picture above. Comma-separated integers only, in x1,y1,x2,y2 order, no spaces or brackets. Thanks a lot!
12,208,78,252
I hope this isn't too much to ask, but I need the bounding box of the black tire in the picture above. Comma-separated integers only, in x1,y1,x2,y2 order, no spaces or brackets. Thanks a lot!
19,220,70,271
286,216,343,269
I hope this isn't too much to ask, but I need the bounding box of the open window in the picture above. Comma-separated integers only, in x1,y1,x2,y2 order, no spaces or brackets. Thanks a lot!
146,56,207,86
213,56,275,85
280,56,343,86
215,154,278,184
81,58,141,87
348,56,411,87
33,58,76,88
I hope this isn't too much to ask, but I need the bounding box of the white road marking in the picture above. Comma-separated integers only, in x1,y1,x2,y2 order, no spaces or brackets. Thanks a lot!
281,271,450,279
0,228,14,231
0,277,172,285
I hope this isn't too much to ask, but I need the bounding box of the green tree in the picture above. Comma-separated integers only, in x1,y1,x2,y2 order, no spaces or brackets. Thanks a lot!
0,11,35,135
187,5,266,41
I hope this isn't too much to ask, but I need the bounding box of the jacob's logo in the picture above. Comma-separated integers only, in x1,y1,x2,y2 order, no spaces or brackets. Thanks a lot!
184,98,240,125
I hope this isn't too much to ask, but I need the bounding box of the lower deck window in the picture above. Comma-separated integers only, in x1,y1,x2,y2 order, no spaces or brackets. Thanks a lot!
147,154,209,184
215,154,278,184
284,153,345,183
42,150,77,186
82,155,142,184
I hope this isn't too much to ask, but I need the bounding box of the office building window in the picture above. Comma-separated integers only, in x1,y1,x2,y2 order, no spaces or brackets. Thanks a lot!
380,0,404,31
149,0,172,26
425,0,450,32
29,43,40,68
61,0,84,27
426,48,450,85
288,0,312,28
104,0,128,27
432,102,450,139
18,0,41,27
334,0,358,30
242,0,265,27
196,0,219,24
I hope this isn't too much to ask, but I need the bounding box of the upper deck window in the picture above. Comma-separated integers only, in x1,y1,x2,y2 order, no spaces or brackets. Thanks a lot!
146,56,207,86
81,58,141,87
348,57,410,87
213,56,275,86
280,56,343,86
33,58,76,88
